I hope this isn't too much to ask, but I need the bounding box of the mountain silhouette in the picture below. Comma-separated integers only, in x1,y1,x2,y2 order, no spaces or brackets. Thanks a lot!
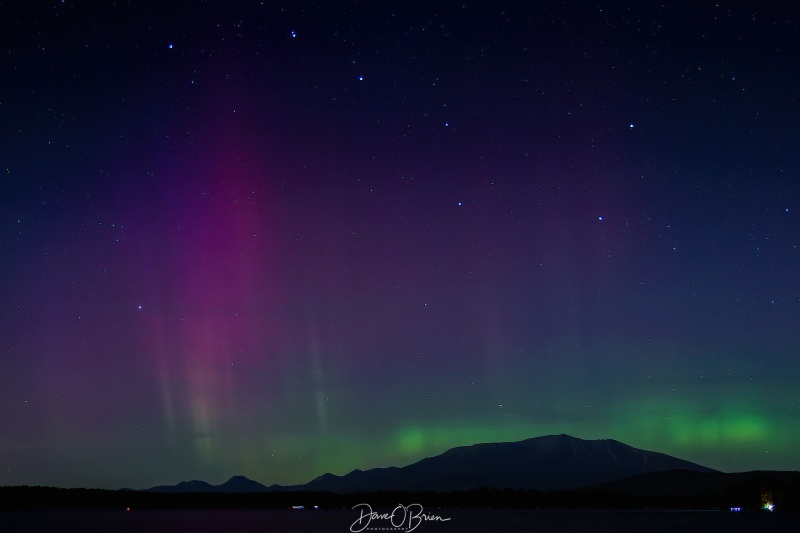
144,476,268,493
143,434,716,494
217,475,271,493
293,434,717,493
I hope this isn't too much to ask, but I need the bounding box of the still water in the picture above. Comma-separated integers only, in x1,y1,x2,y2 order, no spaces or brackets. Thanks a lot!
0,508,795,533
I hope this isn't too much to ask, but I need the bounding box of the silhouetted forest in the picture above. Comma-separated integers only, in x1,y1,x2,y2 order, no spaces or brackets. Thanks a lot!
2,471,799,512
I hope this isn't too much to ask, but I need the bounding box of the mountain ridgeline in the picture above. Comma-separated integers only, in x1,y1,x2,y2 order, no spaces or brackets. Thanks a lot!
5,435,798,511
145,475,270,494
144,434,717,494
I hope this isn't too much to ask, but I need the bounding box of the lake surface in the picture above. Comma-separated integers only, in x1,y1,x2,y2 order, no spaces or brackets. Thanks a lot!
0,508,796,533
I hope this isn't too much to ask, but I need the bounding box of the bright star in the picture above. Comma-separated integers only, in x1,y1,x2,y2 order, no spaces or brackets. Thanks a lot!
358,75,364,81
629,123,634,128
598,216,604,221
168,43,173,49
291,30,297,38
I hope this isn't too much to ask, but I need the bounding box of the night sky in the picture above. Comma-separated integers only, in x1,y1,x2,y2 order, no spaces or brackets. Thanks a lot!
2,1,799,490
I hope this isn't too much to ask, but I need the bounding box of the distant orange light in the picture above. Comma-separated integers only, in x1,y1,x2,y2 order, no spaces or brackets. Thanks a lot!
126,507,131,512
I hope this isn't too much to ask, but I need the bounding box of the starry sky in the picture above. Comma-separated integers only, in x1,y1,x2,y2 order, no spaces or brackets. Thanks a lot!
1,1,799,490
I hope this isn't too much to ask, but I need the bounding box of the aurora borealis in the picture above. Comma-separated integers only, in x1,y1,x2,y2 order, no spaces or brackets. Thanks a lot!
1,1,799,490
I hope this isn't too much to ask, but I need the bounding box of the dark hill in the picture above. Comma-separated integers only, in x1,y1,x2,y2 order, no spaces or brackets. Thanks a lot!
287,434,717,493
142,435,717,494
144,476,267,493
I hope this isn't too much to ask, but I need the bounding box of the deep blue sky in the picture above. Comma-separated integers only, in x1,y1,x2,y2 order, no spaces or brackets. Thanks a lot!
1,1,798,489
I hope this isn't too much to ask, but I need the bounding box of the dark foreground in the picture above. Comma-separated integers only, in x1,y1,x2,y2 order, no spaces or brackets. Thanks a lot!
1,508,797,533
